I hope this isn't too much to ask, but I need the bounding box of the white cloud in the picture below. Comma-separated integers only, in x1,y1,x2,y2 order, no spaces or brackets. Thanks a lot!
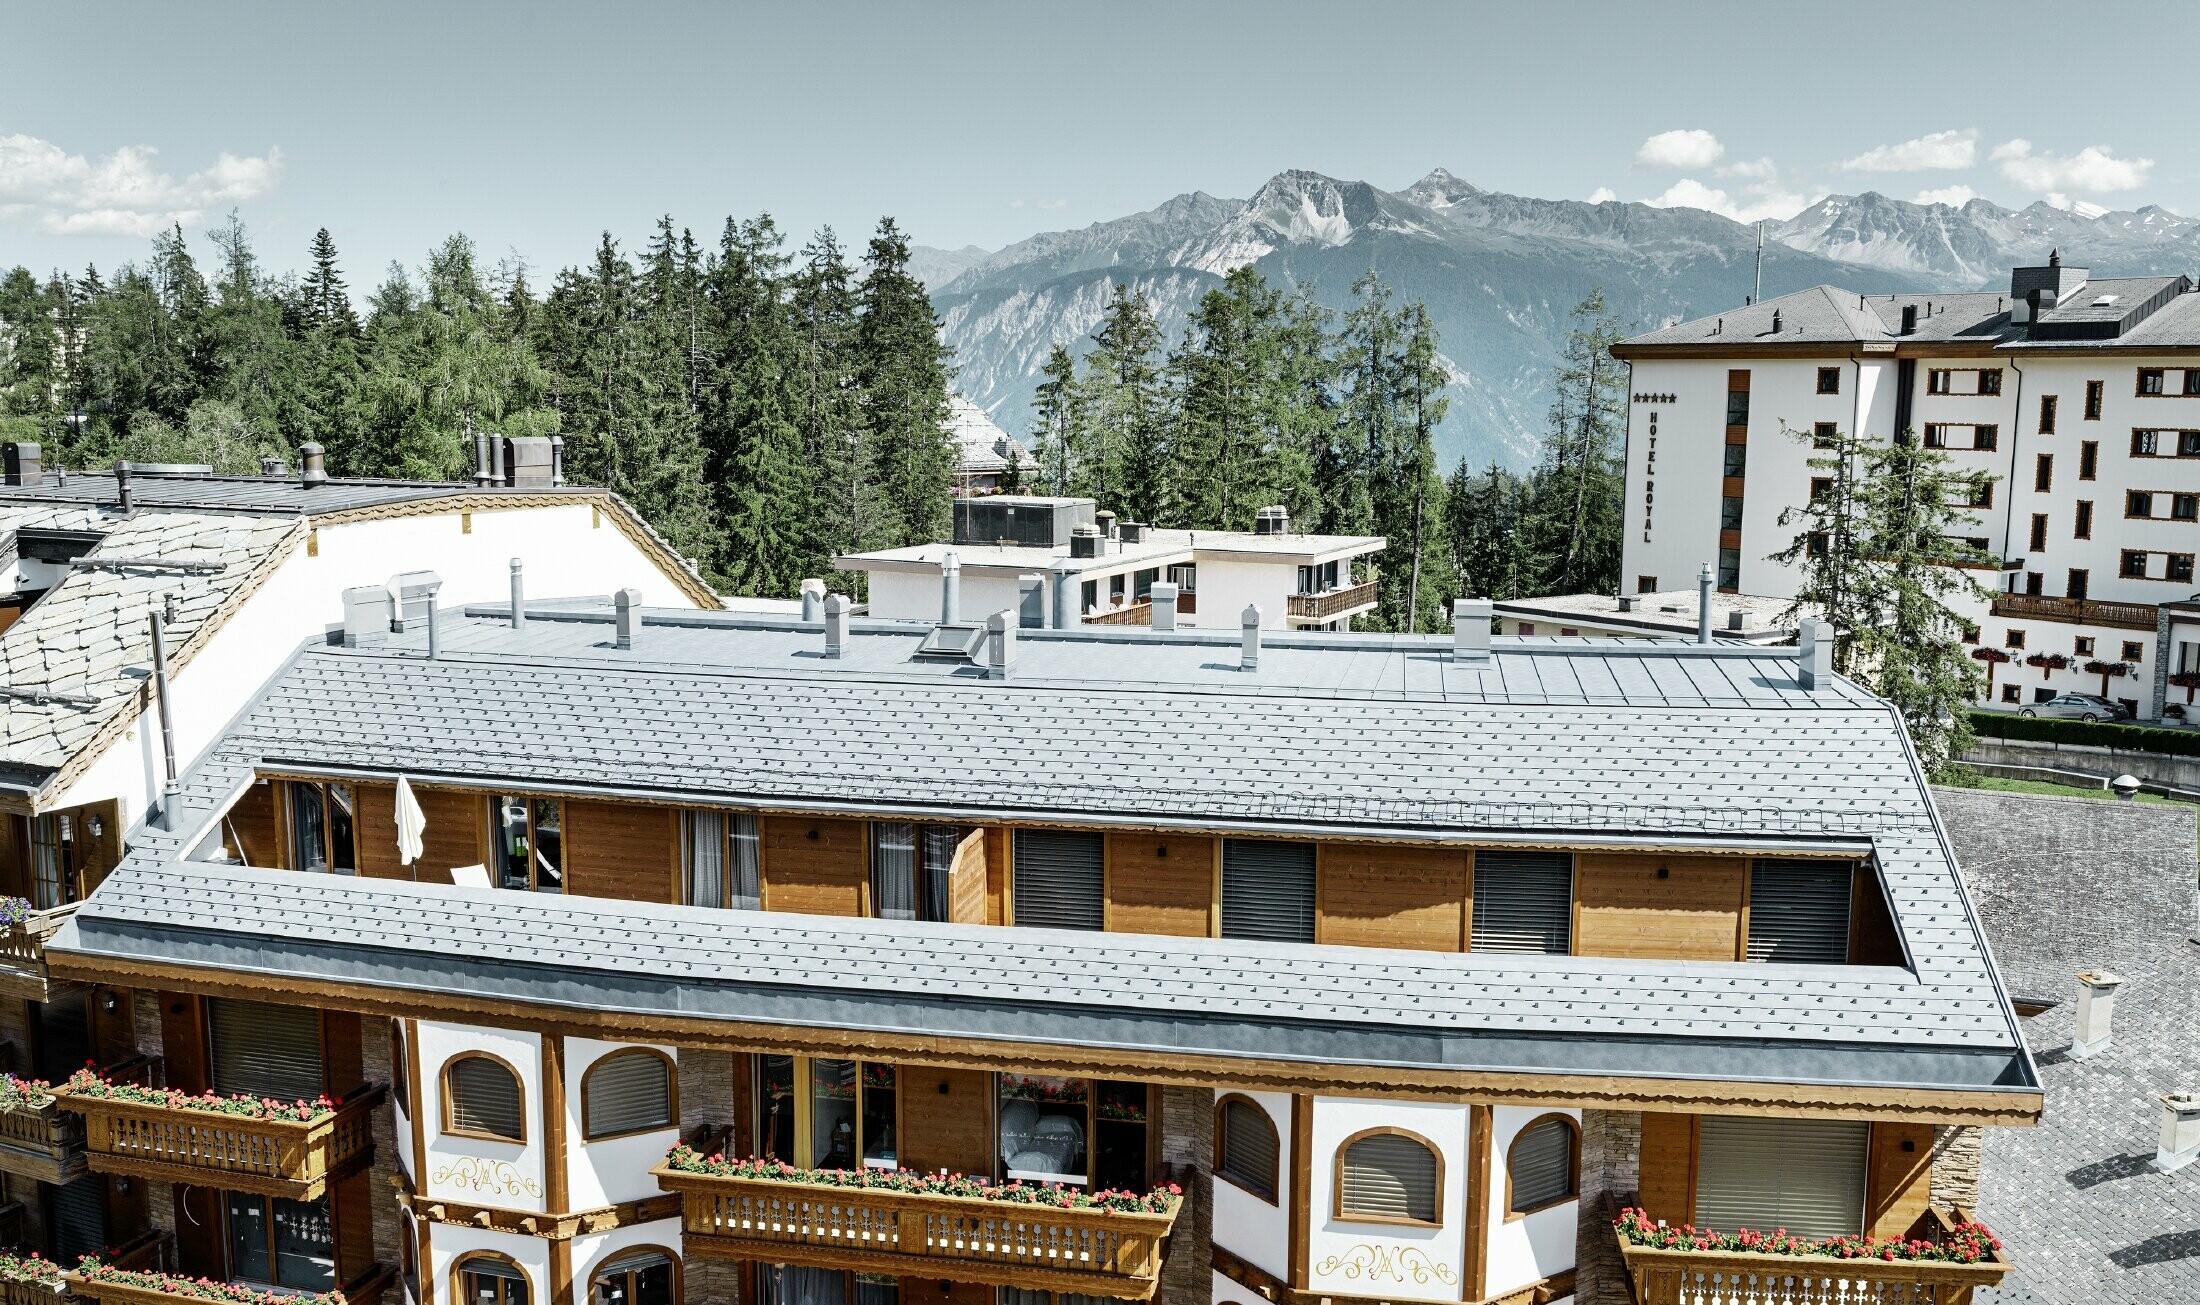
1841,129,1978,172
1009,197,1068,211
1912,184,1979,207
1717,157,1777,181
1587,186,1617,204
0,130,282,236
1992,139,2152,194
1642,178,1817,225
1633,129,1723,171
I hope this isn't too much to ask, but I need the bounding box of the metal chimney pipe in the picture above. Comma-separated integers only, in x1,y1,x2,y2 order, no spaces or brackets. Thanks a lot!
148,611,183,828
114,462,133,514
823,593,850,658
473,428,494,487
800,578,826,622
549,434,566,487
941,550,962,624
1697,562,1715,644
1049,560,1077,630
1240,604,1263,671
614,587,642,650
508,558,525,629
299,442,328,487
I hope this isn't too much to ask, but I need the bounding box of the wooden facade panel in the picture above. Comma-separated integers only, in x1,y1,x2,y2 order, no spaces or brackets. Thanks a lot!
159,992,210,1094
1104,832,1214,937
1317,844,1467,951
1637,1111,1697,1227
409,786,484,886
333,1169,375,1284
1865,1122,1935,1237
564,799,678,903
0,814,23,899
896,1065,993,1177
352,783,407,880
322,1009,364,1093
228,780,283,869
76,798,124,894
760,815,867,916
984,825,1010,926
1575,853,1746,961
949,829,987,925
1850,868,1905,967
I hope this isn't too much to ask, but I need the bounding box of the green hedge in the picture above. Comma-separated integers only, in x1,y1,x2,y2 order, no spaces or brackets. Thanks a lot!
1969,710,2200,757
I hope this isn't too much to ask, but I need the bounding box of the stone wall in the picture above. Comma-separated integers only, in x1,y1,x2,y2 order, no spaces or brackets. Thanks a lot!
1572,1110,1641,1305
361,1016,403,1273
676,1049,739,1305
1156,1085,1214,1305
1929,1126,1981,1210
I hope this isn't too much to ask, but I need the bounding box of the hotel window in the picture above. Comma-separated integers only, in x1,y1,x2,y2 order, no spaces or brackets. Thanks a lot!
1809,477,1833,501
997,1074,1151,1191
489,795,562,893
1336,1129,1441,1224
1079,579,1097,612
2075,501,2094,538
1961,478,1993,509
2075,636,2096,658
2034,454,2053,493
754,1269,872,1305
869,821,970,922
393,1022,409,1114
457,1256,529,1305
2184,431,2200,457
2140,368,2166,395
226,1194,334,1293
1637,576,1658,594
1696,1117,1869,1240
285,781,356,875
2039,394,2058,434
591,1252,676,1305
2183,643,2200,675
1806,532,1829,559
1928,369,1951,395
2129,491,2156,519
2028,515,2048,553
2085,380,2104,419
1974,424,1999,451
1718,548,1741,590
683,810,759,910
1132,567,1158,600
1746,859,1853,964
2180,495,2200,522
2124,641,2147,662
1979,368,2003,395
209,997,323,1103
2001,684,2020,704
443,1054,525,1141
582,1049,675,1139
1812,421,1839,449
2005,629,2026,650
2122,550,2150,579
1923,424,1946,449
1506,1115,1580,1216
750,1057,899,1169
1011,829,1103,930
1725,389,1750,427
22,814,73,909
1721,444,1747,477
2079,441,2099,479
1720,496,1744,530
1215,1096,1281,1201
2174,554,2196,583
1221,839,1316,943
1815,367,1840,395
2069,571,2090,602
2187,370,2200,396
2133,430,2160,456
1470,851,1573,954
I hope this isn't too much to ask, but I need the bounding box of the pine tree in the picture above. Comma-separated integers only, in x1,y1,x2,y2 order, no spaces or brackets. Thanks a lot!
1394,302,1452,631
854,218,956,549
1030,344,1080,496
1172,266,1310,531
1523,289,1628,595
1334,271,1400,537
1079,282,1169,521
1447,460,1530,602
788,228,867,582
701,215,807,592
302,228,358,334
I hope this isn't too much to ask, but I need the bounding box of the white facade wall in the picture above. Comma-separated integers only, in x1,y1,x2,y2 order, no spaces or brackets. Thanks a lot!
48,502,705,823
568,1218,685,1300
416,1021,549,1212
1485,1106,1580,1297
424,1226,549,1305
1210,1089,1293,1281
1306,1096,1473,1303
565,1036,681,1210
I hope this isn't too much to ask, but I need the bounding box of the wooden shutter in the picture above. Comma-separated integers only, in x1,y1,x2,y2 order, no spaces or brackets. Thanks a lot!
1471,851,1573,954
1339,1132,1438,1222
583,1052,672,1138
1221,840,1316,943
1748,859,1853,964
1507,1118,1576,1212
208,999,323,1103
1218,1099,1279,1199
1012,830,1103,930
1696,1116,1868,1239
947,829,987,924
448,1057,525,1140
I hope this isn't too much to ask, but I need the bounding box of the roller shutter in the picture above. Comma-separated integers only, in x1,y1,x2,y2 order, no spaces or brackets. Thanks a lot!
583,1052,672,1138
1338,1132,1439,1222
1696,1116,1868,1239
1748,859,1853,964
1471,851,1573,954
1221,839,1316,943
1012,830,1104,931
448,1056,525,1139
209,998,323,1103
1218,1099,1280,1199
50,1175,106,1264
1507,1118,1577,1212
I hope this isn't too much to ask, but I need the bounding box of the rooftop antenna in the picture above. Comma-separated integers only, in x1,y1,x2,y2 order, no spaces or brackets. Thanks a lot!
1752,221,1765,306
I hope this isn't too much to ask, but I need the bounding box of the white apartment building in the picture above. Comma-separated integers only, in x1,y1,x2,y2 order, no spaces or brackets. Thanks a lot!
1612,253,2200,719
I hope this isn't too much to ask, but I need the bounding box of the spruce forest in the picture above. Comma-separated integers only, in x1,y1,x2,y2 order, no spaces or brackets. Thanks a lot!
0,216,1627,621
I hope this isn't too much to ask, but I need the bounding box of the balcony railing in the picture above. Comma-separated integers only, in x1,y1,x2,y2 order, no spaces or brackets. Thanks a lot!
1288,578,1379,621
0,1090,86,1185
655,1165,1178,1301
0,904,78,1001
1084,602,1152,627
59,1082,384,1201
1616,1207,2009,1305
1990,592,2159,631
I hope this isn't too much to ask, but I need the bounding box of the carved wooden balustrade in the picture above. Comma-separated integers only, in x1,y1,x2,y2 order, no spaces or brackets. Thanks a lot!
58,1082,384,1201
1616,1208,2009,1305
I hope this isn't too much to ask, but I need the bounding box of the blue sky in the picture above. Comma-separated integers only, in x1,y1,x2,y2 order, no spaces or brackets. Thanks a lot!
4,0,2196,284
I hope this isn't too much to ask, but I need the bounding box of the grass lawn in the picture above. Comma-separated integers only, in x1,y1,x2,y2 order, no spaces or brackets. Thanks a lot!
1948,773,2179,806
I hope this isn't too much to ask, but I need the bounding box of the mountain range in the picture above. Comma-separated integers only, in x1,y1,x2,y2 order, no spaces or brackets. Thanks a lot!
919,171,2200,473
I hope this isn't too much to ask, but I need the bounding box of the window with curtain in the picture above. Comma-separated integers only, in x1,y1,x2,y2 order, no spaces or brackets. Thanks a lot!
683,810,760,910
489,795,563,893
1215,1097,1279,1201
458,1256,530,1305
869,821,917,920
1337,1130,1440,1223
1506,1116,1579,1215
755,1265,845,1305
26,814,69,909
286,781,356,874
226,1194,335,1291
445,1055,525,1141
590,1251,675,1305
582,1050,674,1139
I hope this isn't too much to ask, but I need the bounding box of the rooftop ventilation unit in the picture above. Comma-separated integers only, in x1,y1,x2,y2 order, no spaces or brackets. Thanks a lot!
1253,505,1290,536
913,622,988,660
1069,526,1104,559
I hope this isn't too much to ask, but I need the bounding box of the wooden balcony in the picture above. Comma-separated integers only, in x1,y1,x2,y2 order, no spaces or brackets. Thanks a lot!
59,1082,384,1201
1287,578,1378,622
0,1090,86,1185
1616,1208,2009,1305
0,904,78,1002
1990,592,2159,631
656,1164,1178,1301
1084,602,1153,627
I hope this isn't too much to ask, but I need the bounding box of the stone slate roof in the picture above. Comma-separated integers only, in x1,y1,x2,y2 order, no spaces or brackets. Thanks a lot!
0,472,484,516
47,607,2038,1098
1935,788,2200,1305
1617,277,2194,352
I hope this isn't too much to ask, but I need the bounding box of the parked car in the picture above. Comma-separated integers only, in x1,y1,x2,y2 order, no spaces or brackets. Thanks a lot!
2018,694,2133,722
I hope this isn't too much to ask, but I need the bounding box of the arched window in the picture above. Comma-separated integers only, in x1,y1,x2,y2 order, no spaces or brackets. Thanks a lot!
583,1050,676,1140
1335,1128,1442,1224
455,1254,529,1305
1505,1114,1580,1217
590,1249,678,1305
443,1053,525,1142
1213,1095,1279,1202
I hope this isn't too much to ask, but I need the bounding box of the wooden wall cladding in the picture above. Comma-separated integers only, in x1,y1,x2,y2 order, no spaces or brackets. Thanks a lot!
564,799,679,903
352,783,405,879
227,780,284,869
408,786,485,886
760,815,866,916
0,813,22,899
1574,853,1747,962
1317,843,1467,951
1104,831,1215,937
949,829,987,924
1865,1121,1935,1237
1637,1111,1698,1227
984,826,1010,925
896,1065,992,1176
1849,869,1906,967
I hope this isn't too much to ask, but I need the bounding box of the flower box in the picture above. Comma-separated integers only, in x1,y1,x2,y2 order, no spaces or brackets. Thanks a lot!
55,1072,385,1201
0,1076,85,1185
1613,1206,2008,1305
0,902,77,1003
65,1260,346,1305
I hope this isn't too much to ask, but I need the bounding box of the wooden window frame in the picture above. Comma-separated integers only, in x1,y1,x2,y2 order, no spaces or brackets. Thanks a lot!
1213,1094,1281,1205
1811,421,1838,449
440,1051,527,1144
580,1047,678,1142
2085,379,2104,420
2027,515,2048,553
2121,550,2150,580
392,1022,409,1116
223,1192,335,1293
2127,490,2156,520
2075,500,2094,539
584,1246,681,1305
2039,394,2058,434
1333,1125,1444,1227
2139,367,2167,396
2075,636,2095,658
281,780,357,875
2079,441,2099,480
2034,454,2053,494
2173,554,2196,584
2122,641,2147,663
1502,1113,1581,1221
1815,367,1840,395
486,794,564,894
453,1252,530,1305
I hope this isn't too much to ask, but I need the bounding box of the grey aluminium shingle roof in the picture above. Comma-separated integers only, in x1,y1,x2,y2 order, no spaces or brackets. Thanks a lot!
52,608,2039,1105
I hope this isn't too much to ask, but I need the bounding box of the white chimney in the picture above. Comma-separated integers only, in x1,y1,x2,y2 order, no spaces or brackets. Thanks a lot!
985,610,1016,680
1797,617,1835,689
941,550,962,624
2072,969,2123,1059
1240,604,1262,671
1453,598,1492,662
1018,573,1045,629
1696,562,1715,644
823,594,850,659
339,586,394,648
614,588,642,650
800,578,826,622
2154,1094,2200,1172
1049,560,1078,629
508,559,525,630
1151,582,1179,631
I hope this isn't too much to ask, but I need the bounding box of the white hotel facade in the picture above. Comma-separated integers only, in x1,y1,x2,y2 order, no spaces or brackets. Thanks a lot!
1611,254,2200,720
